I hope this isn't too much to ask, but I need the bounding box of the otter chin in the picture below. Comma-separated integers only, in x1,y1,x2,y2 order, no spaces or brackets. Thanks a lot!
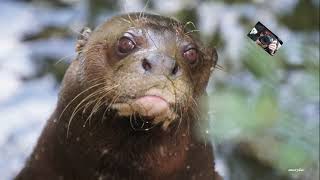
15,13,221,180
112,88,178,130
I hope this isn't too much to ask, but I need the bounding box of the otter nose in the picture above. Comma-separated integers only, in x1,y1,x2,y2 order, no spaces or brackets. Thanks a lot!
141,53,179,76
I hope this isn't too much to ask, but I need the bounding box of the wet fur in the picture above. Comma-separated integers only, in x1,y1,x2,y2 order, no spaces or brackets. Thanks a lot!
15,13,221,180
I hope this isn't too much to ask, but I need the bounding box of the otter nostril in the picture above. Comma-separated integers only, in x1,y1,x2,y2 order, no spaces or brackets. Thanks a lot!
171,63,179,75
142,58,152,72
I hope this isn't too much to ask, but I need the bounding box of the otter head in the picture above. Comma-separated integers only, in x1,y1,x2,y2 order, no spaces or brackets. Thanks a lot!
75,13,217,131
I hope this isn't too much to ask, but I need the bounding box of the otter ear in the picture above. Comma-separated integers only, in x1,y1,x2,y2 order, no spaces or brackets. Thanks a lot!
75,27,92,54
194,47,218,97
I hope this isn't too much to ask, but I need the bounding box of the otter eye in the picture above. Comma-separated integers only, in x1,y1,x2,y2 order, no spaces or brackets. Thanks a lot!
183,48,198,64
117,35,136,54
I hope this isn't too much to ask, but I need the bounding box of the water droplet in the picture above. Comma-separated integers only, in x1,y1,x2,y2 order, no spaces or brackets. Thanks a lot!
159,146,166,157
34,154,39,160
132,161,139,167
102,149,109,155
138,166,144,171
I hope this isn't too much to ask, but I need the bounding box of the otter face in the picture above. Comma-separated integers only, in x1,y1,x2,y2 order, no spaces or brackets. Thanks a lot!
77,13,217,130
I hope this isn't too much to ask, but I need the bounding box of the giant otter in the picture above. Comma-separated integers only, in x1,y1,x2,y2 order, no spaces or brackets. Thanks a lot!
15,13,220,180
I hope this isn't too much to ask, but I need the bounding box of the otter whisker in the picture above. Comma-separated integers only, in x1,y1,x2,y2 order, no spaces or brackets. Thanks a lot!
189,98,201,121
130,112,138,131
78,84,113,114
129,114,133,129
171,84,180,135
174,102,183,136
59,82,105,123
105,90,121,112
67,89,105,137
86,77,106,85
83,85,120,126
67,84,117,132
183,21,197,30
81,93,104,115
127,13,137,27
185,96,198,137
190,96,199,109
83,95,106,127
130,112,142,131
147,30,159,50
98,90,122,124
68,84,120,137
137,112,157,131
185,29,200,35
71,88,105,117
215,64,225,71
139,0,150,19
84,84,120,124
183,21,200,36
55,54,77,65
120,17,132,25
100,90,121,124
137,113,145,129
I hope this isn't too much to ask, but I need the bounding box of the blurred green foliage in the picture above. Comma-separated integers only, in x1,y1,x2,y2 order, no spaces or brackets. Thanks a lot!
209,29,318,180
279,0,319,31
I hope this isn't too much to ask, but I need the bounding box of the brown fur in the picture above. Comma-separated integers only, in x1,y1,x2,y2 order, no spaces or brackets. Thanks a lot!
15,13,221,180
